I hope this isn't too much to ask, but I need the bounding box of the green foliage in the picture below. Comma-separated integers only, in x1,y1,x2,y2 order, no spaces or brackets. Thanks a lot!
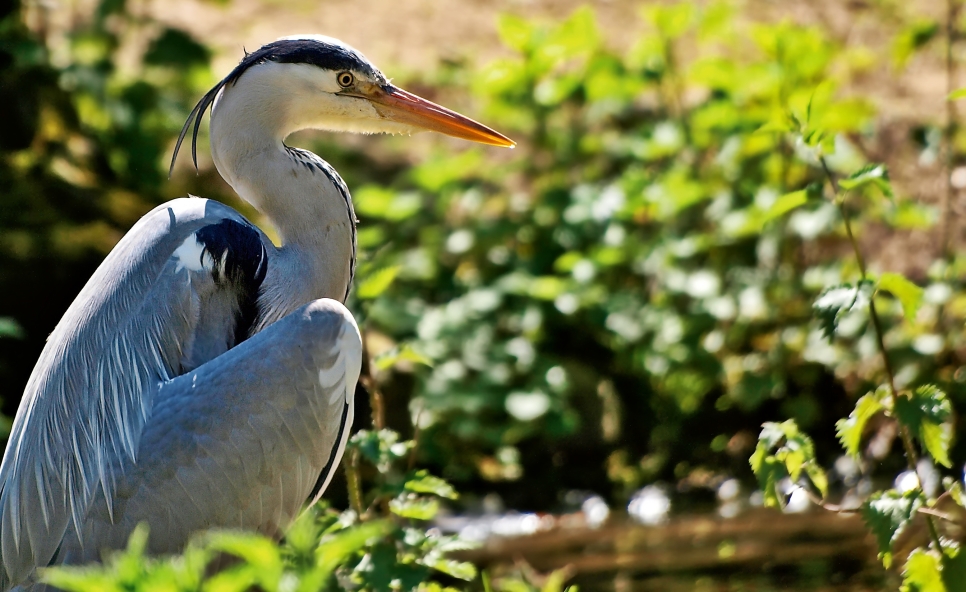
902,548,945,592
42,515,395,591
835,388,887,458
894,386,954,469
750,420,827,508
838,164,895,200
6,0,966,588
878,272,924,324
813,281,874,341
863,490,924,569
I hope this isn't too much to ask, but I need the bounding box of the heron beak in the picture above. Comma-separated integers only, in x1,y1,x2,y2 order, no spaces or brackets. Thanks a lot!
366,85,515,148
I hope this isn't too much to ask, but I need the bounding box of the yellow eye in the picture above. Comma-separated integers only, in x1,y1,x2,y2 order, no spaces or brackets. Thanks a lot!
337,72,354,88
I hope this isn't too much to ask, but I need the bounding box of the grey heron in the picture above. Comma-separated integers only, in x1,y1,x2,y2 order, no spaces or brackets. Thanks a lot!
0,35,513,589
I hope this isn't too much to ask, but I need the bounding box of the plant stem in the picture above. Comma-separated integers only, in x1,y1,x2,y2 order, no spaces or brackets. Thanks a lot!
820,156,944,552
819,157,919,473
359,323,385,431
346,448,364,517
941,0,959,264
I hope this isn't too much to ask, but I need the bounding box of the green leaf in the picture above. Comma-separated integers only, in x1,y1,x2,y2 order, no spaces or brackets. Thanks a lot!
838,164,894,199
762,190,808,223
813,281,873,341
404,470,458,500
902,548,945,592
804,463,829,499
950,87,966,101
836,388,887,457
862,489,924,569
349,429,412,473
893,20,940,68
424,557,477,581
878,272,924,323
309,521,395,589
497,14,532,53
373,344,434,371
941,544,966,591
894,385,954,468
390,495,440,520
749,420,825,504
356,266,400,300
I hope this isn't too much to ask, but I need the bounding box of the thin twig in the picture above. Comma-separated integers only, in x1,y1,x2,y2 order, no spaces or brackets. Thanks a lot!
820,156,942,551
407,405,424,471
940,0,959,264
359,324,385,431
346,448,364,517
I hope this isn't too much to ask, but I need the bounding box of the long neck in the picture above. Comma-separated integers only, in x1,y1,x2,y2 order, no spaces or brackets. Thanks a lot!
208,86,356,304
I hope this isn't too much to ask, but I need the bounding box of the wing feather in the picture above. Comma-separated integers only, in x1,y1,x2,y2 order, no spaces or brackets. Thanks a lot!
0,197,269,588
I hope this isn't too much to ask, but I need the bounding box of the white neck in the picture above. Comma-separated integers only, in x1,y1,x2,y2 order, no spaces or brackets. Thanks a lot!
207,66,356,304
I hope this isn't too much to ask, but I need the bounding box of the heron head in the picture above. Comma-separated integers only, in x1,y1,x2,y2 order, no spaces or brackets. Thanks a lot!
171,35,513,174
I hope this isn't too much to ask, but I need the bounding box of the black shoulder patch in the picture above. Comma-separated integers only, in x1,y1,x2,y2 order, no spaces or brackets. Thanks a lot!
195,219,268,343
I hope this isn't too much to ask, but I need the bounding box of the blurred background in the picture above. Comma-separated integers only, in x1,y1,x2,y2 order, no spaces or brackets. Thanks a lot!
1,0,964,589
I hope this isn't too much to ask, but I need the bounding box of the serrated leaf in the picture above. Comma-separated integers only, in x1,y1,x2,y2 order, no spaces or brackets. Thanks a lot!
390,495,440,520
804,463,829,498
497,14,532,53
862,490,924,569
838,164,894,199
878,272,924,323
424,557,477,581
942,544,966,591
374,344,434,371
894,385,954,468
902,548,944,592
836,389,887,457
349,429,412,473
813,281,873,340
356,266,400,300
756,119,795,134
762,190,808,223
750,420,824,503
404,470,458,500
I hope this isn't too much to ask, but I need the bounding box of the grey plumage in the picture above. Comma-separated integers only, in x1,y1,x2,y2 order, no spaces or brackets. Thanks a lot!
0,199,359,588
0,33,512,591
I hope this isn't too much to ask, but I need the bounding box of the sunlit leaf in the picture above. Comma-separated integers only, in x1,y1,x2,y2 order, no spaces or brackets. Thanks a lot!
374,344,434,371
762,190,808,223
941,544,966,591
357,266,400,300
498,14,533,53
836,388,887,457
405,470,458,499
813,281,873,341
838,164,894,199
878,272,924,323
902,548,944,592
894,385,954,468
893,20,939,68
390,495,440,520
862,489,924,569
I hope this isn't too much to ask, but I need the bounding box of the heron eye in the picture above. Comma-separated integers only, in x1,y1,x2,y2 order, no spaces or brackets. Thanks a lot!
337,72,354,88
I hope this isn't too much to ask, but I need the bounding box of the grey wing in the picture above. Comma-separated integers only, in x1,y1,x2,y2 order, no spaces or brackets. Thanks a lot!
59,300,360,562
0,197,268,587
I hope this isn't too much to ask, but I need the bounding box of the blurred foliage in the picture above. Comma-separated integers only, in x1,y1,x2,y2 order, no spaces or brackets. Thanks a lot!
0,0,219,424
350,1,959,513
